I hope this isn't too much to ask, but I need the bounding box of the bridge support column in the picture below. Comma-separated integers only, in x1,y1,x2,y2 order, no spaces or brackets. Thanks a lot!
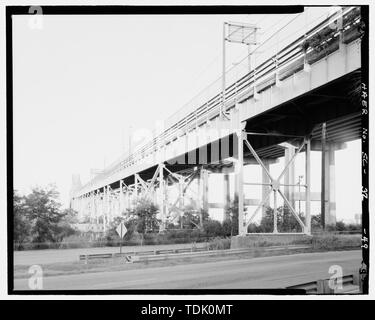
323,144,337,226
179,179,185,228
99,192,103,227
197,169,202,228
236,130,245,236
90,192,95,223
262,161,271,218
223,173,231,220
201,168,209,216
305,138,311,235
284,145,296,209
107,186,112,224
80,195,85,221
107,187,111,225
159,164,167,232
119,180,123,215
103,187,108,232
95,191,99,225
134,174,138,203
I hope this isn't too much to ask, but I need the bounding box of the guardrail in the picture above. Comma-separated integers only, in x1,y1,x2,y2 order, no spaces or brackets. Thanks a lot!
286,273,361,294
79,244,311,262
76,7,361,196
78,245,210,261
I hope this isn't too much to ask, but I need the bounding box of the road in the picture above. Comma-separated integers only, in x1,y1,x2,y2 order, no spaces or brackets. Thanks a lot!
14,250,361,290
14,242,206,265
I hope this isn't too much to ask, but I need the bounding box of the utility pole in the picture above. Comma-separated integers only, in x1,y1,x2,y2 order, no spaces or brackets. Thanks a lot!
221,22,227,119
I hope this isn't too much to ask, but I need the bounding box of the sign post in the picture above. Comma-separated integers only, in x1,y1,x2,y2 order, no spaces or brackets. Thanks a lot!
116,221,127,254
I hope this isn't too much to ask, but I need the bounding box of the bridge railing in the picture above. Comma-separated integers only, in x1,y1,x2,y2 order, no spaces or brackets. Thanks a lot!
77,7,361,196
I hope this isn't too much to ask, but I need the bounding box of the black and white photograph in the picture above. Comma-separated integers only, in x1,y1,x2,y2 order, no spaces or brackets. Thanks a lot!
3,2,372,298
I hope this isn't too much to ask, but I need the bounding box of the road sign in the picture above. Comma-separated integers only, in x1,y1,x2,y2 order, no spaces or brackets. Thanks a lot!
116,222,127,238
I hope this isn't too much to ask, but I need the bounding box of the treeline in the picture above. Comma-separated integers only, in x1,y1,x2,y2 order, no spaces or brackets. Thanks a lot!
13,186,239,250
248,205,361,233
93,197,238,248
14,185,360,250
13,185,77,250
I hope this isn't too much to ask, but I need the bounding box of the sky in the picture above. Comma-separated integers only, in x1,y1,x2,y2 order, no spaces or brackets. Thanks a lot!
13,6,361,223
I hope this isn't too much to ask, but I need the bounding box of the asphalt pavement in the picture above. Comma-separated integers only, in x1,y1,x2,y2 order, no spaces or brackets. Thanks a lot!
13,250,361,290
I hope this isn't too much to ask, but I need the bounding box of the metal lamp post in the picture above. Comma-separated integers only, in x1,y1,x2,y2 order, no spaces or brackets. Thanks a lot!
221,22,258,119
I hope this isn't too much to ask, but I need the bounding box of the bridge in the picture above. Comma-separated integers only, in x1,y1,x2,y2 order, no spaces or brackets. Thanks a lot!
70,7,363,237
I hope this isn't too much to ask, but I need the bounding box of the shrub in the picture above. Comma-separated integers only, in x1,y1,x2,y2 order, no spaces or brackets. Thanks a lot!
311,234,361,250
222,219,235,237
203,220,224,237
59,234,93,249
208,237,231,250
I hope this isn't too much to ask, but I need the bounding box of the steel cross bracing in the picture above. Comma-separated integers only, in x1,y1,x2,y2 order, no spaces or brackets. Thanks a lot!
164,168,200,226
235,129,312,235
72,163,206,232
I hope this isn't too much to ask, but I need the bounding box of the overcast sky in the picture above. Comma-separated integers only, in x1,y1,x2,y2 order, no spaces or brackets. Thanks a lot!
13,6,361,223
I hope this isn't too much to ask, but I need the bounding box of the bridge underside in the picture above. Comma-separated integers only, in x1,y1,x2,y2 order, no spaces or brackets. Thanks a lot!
109,69,360,184
71,67,361,234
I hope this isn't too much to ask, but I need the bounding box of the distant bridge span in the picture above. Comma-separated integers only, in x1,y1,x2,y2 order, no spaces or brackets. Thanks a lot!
71,7,363,235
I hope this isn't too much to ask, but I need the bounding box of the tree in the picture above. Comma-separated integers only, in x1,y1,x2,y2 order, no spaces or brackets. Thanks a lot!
13,190,31,248
54,208,79,242
23,185,68,245
248,207,274,233
130,197,160,234
335,221,345,231
247,205,304,233
224,197,239,236
278,205,304,232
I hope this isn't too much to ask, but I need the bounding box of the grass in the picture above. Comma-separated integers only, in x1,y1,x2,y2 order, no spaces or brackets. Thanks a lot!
308,234,361,250
231,233,361,249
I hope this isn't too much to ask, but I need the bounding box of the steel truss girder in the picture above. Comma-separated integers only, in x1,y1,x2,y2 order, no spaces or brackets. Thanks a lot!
134,165,162,200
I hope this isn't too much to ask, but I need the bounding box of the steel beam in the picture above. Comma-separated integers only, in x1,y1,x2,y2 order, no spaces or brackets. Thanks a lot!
262,161,271,218
321,122,326,229
305,137,311,235
202,168,209,215
236,130,245,235
284,144,296,208
273,190,278,233
119,180,123,215
159,164,166,232
323,143,337,226
224,173,231,220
